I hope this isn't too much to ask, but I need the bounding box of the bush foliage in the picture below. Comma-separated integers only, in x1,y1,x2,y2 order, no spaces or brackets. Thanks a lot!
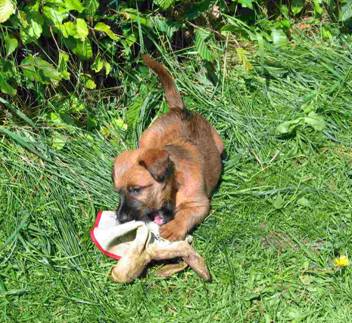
0,0,350,129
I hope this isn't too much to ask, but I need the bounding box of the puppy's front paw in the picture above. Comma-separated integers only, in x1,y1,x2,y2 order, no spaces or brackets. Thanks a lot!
160,220,187,241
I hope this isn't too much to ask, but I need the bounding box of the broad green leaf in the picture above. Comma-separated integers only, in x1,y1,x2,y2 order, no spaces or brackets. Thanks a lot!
4,34,18,56
91,56,104,73
64,0,84,12
238,0,253,9
100,125,110,138
49,112,75,131
276,112,325,136
122,29,136,47
321,26,332,40
276,118,302,135
43,5,68,25
300,274,314,285
59,21,76,38
19,11,43,44
291,0,304,15
113,118,127,131
85,78,96,89
69,96,85,112
152,16,178,39
83,0,99,16
104,61,111,76
59,19,89,41
313,0,323,16
271,29,288,47
279,4,289,16
0,74,16,95
236,48,253,72
297,197,311,207
0,57,17,78
154,0,175,9
51,132,67,150
49,110,76,131
340,0,352,21
73,40,92,60
302,101,315,114
90,55,112,75
50,112,63,124
21,55,62,84
304,112,326,131
75,18,88,41
0,0,15,23
26,0,40,12
17,10,28,27
58,51,70,80
195,29,214,62
286,308,306,321
272,194,284,209
95,22,119,41
279,18,291,30
64,38,93,60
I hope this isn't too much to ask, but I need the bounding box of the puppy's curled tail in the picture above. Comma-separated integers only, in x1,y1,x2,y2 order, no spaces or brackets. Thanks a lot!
142,55,184,110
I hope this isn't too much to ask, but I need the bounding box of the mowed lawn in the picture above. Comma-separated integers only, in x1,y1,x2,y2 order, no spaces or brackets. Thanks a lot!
1,34,352,322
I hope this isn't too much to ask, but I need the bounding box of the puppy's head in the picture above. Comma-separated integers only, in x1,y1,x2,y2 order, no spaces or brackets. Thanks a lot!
112,148,176,224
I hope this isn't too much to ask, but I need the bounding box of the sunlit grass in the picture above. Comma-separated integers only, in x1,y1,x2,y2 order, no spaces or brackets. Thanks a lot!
1,34,352,321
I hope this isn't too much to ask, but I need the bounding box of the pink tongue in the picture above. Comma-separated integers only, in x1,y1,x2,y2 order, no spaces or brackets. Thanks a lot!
154,215,164,225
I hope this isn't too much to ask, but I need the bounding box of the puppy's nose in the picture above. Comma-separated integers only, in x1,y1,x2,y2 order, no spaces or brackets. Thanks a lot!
116,203,130,223
117,212,131,223
116,193,129,222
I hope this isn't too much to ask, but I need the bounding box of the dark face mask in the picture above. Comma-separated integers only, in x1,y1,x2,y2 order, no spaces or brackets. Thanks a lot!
116,192,174,225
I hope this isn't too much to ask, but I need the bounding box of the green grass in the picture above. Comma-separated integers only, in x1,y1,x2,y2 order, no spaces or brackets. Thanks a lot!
1,33,352,322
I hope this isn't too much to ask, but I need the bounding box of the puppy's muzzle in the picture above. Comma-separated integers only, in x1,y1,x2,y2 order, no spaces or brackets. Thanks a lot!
116,192,150,223
116,193,133,223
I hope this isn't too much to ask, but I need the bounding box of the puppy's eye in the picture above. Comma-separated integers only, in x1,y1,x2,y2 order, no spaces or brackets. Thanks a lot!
128,186,142,194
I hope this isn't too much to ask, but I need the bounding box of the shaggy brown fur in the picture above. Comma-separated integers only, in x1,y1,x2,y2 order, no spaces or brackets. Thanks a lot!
112,55,223,241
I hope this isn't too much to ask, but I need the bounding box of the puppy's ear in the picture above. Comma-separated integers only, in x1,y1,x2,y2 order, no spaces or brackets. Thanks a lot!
139,149,173,182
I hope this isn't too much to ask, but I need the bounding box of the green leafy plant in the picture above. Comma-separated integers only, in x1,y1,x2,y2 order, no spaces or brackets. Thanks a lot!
276,112,326,136
0,0,347,133
0,0,15,23
340,0,352,21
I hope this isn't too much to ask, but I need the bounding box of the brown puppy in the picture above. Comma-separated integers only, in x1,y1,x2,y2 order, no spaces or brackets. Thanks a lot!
112,55,224,241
